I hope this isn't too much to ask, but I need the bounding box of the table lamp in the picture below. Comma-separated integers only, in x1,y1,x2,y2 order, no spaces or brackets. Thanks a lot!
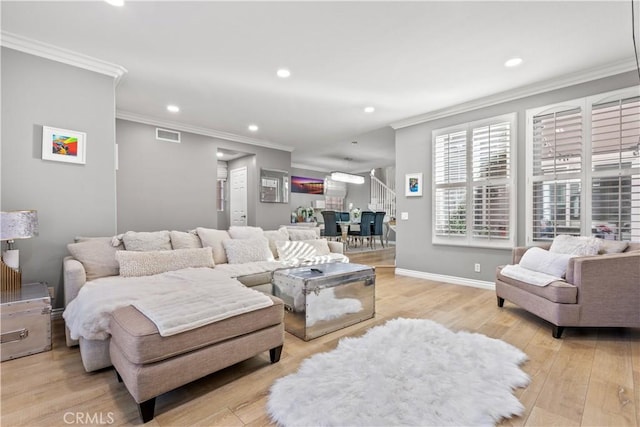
1,210,39,292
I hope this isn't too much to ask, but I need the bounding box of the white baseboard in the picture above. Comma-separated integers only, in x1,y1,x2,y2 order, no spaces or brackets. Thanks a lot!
51,308,64,320
395,268,495,291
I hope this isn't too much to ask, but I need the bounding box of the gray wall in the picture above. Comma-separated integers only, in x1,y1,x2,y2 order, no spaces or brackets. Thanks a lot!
1,48,117,307
116,119,218,232
116,120,292,232
395,70,639,282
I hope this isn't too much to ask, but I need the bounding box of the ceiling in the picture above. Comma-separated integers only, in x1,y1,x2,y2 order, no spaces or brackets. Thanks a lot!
1,1,637,173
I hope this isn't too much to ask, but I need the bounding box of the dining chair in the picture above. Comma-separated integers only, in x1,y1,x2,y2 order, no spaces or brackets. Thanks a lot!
349,211,375,249
320,211,340,241
371,211,386,249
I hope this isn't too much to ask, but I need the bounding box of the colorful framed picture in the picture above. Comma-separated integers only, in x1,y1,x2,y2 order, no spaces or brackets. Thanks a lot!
291,176,324,194
405,172,423,197
41,126,86,164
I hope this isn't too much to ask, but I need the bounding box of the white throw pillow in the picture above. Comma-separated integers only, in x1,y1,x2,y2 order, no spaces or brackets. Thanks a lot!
301,238,331,256
264,227,290,257
222,237,274,264
228,226,264,239
276,240,318,262
519,247,574,278
170,230,202,249
287,228,319,241
549,235,601,256
116,248,214,277
196,228,231,264
122,230,172,251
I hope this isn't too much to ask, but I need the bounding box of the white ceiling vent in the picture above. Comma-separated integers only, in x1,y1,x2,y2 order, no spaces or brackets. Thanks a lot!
156,128,181,143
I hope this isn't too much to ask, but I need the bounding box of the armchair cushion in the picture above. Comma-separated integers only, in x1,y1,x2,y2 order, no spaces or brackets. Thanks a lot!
496,267,577,304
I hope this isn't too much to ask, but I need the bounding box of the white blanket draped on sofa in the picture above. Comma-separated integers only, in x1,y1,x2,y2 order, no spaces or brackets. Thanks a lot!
63,267,273,340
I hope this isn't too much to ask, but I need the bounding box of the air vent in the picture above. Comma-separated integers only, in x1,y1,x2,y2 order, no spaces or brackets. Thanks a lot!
156,128,181,143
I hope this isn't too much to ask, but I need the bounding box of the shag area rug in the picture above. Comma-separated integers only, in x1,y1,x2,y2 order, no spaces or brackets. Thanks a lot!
267,318,529,426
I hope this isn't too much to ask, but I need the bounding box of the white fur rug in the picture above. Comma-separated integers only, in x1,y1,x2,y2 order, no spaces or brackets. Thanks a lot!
267,318,529,426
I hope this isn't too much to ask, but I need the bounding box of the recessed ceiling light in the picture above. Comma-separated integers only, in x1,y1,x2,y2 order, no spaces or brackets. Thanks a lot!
248,124,259,132
105,0,124,6
166,105,180,113
364,106,375,113
216,152,224,158
504,57,523,68
276,68,291,78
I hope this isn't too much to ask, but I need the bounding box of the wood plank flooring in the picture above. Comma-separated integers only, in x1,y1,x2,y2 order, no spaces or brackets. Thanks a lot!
1,250,638,426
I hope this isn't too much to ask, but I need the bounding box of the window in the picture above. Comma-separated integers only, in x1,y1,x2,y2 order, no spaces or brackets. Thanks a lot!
526,87,640,243
432,113,516,247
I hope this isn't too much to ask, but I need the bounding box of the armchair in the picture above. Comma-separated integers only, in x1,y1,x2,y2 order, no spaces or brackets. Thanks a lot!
495,242,640,338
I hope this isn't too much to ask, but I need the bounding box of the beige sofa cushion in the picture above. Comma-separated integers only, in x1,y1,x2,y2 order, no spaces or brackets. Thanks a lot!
67,238,123,281
287,228,319,241
196,228,231,264
116,248,214,277
170,230,202,249
598,240,629,254
228,226,264,239
222,237,274,264
263,227,290,257
122,231,172,251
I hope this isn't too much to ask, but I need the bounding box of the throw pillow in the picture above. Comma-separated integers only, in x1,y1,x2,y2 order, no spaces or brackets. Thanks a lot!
222,237,274,264
116,248,214,277
519,247,574,278
276,240,318,262
300,238,331,256
287,228,319,241
122,230,172,251
598,240,629,254
170,230,202,249
264,227,290,258
67,239,123,281
228,226,264,239
549,235,601,256
196,227,231,264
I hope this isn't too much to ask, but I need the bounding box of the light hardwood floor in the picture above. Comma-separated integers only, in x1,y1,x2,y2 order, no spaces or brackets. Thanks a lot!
1,251,638,426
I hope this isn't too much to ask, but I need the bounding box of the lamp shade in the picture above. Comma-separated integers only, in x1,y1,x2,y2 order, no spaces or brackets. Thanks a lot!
330,172,365,185
1,210,39,241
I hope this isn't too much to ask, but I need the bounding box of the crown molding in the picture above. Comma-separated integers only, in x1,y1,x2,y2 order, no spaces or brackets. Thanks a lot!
116,110,294,152
391,58,638,129
1,31,127,84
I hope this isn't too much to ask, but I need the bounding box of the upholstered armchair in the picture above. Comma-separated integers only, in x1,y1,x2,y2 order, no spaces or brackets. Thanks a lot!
495,242,640,338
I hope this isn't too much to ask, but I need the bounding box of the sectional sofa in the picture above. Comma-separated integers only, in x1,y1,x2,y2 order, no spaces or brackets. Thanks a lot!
63,225,348,372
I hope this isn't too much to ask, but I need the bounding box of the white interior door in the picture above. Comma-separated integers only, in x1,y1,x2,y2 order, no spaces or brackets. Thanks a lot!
230,166,248,226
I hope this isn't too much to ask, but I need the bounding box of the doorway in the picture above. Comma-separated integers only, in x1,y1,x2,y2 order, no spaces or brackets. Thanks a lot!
230,166,248,226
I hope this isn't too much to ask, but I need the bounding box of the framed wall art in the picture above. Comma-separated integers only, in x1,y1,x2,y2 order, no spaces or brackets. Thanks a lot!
405,172,423,197
42,126,86,164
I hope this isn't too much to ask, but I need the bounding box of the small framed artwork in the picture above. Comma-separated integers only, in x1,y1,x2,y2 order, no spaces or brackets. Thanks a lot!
42,126,86,164
405,172,423,197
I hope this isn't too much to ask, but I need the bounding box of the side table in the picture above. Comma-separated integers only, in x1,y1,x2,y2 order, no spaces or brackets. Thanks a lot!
1,282,52,361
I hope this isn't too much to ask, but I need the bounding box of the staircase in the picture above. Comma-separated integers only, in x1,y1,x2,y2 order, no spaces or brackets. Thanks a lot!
369,175,396,219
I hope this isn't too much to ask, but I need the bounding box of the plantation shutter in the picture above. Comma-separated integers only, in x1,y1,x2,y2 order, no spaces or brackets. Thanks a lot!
531,107,583,241
591,95,640,241
471,122,511,239
434,131,467,237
